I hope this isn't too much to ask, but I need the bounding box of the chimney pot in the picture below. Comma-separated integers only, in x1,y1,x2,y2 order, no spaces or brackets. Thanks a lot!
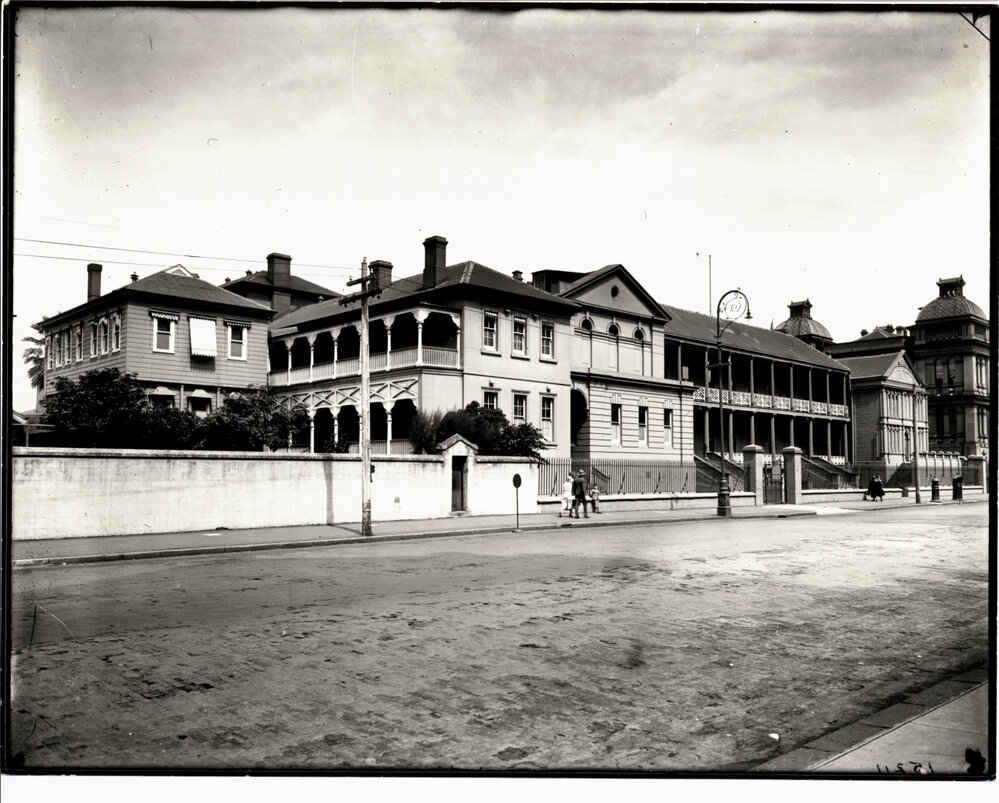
423,236,448,289
512,270,523,282
87,263,103,301
130,272,139,282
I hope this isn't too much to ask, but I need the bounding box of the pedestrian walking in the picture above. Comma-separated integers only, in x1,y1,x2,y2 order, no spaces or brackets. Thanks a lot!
590,483,601,513
571,470,589,518
559,474,573,518
867,475,885,502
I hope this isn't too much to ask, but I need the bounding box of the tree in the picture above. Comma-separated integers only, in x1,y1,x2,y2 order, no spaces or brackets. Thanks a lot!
22,320,46,392
42,368,150,447
408,409,444,455
142,405,200,450
410,401,546,459
195,387,309,451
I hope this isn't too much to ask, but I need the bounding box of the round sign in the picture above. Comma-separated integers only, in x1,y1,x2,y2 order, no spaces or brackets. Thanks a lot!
512,473,522,488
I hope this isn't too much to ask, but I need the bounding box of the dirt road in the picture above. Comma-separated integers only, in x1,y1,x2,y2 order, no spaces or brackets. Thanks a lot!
9,504,988,772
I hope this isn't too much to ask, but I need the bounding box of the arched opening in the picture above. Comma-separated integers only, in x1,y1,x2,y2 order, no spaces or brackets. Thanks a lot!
570,388,589,452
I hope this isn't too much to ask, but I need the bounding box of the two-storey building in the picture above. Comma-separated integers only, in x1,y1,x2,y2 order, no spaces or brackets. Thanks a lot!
40,263,273,415
267,237,580,455
532,265,693,465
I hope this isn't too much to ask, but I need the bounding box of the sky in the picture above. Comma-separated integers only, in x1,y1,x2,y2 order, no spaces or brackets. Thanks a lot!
8,5,991,411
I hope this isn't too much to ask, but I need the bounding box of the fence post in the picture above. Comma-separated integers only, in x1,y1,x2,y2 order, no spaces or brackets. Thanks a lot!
743,445,764,504
782,446,803,505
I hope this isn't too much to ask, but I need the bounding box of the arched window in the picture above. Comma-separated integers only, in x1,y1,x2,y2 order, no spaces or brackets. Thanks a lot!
608,324,619,337
633,328,645,341
580,318,593,332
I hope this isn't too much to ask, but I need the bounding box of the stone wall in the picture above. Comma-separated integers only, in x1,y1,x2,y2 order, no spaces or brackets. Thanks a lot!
11,446,539,540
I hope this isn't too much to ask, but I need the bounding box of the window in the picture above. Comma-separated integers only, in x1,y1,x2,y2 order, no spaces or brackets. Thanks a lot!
513,393,527,423
111,314,121,351
53,333,62,367
46,336,53,369
483,390,499,410
75,326,83,362
663,408,674,447
513,317,527,355
608,324,619,371
99,318,109,354
638,406,648,445
611,403,621,444
541,320,554,359
188,396,212,418
90,321,98,357
483,311,498,351
227,323,247,360
152,314,176,353
580,318,593,332
541,396,554,441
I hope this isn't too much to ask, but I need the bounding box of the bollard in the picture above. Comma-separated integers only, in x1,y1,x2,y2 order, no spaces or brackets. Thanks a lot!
952,475,964,502
930,477,940,502
717,473,732,517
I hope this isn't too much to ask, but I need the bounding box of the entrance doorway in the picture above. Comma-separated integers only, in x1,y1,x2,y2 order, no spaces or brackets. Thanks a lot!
451,456,467,512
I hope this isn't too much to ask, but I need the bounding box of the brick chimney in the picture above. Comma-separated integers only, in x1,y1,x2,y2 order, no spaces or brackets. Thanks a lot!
267,253,292,313
369,260,393,291
512,270,523,282
87,263,102,301
423,236,447,290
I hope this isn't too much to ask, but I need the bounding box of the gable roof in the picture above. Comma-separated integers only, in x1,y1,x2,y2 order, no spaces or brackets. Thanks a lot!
275,260,579,330
222,270,340,299
41,265,273,328
837,351,922,384
560,264,670,320
660,304,848,371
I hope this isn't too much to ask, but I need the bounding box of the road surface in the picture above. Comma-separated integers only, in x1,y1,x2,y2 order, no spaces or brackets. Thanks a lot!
9,504,988,772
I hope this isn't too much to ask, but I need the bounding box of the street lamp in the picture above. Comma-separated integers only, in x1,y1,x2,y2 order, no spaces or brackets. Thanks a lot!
713,289,752,517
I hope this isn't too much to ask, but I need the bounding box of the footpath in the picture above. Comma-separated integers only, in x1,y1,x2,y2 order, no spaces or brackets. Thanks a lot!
10,495,984,568
11,494,990,777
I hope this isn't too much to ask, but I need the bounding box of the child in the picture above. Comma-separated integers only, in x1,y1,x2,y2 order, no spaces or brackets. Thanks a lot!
590,483,601,513
560,474,573,517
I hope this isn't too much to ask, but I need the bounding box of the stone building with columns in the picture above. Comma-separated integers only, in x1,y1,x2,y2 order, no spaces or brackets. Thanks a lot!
266,237,580,455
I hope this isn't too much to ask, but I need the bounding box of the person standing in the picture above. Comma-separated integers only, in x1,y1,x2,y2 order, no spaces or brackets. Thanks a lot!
571,470,589,518
590,482,601,514
560,474,573,518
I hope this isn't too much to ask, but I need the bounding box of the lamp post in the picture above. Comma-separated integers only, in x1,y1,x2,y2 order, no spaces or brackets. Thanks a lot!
712,289,752,517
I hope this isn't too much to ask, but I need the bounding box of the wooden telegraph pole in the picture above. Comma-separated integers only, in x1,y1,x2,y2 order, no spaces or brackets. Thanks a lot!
340,258,381,537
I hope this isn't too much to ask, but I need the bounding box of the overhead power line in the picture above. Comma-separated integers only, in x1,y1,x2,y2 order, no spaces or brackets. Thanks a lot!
13,237,359,273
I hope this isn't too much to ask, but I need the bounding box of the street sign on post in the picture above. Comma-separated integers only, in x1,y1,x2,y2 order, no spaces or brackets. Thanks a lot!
512,473,522,532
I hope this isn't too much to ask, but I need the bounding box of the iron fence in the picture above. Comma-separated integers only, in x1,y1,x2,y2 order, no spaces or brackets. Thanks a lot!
539,458,696,496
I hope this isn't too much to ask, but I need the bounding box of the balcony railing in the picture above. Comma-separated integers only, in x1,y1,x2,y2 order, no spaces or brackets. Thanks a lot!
690,386,848,418
269,346,459,386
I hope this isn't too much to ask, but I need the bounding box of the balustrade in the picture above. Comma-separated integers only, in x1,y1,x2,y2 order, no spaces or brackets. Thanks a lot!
268,346,459,386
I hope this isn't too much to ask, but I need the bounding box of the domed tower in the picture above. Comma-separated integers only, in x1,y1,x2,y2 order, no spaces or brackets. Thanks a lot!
774,299,833,352
911,276,989,457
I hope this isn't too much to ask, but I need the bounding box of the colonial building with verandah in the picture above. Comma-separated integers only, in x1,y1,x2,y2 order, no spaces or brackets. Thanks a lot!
657,304,853,488
266,236,580,456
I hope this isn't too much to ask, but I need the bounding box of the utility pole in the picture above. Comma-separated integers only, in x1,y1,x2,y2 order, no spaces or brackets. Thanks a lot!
340,258,381,536
912,383,922,504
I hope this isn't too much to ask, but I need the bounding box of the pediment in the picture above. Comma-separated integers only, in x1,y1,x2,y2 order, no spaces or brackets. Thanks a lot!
564,265,669,320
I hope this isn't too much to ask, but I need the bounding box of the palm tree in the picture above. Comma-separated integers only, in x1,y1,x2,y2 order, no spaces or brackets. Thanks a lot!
22,320,46,391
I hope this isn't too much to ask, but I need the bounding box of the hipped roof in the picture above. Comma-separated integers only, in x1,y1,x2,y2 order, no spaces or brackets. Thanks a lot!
275,260,579,329
660,304,848,371
42,266,273,328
